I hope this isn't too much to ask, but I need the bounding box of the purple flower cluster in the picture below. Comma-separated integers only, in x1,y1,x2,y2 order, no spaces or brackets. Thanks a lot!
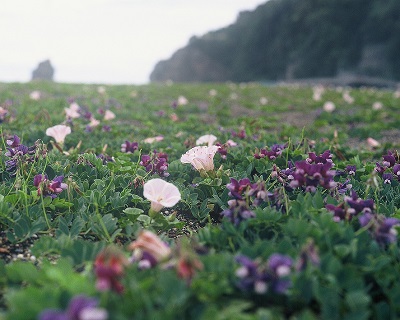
359,213,400,246
254,143,286,160
120,140,139,153
5,135,38,175
140,150,169,177
222,178,273,225
375,151,400,183
227,177,269,205
33,174,67,198
221,199,256,225
289,160,336,192
235,254,293,294
39,295,107,320
326,191,374,222
306,150,333,165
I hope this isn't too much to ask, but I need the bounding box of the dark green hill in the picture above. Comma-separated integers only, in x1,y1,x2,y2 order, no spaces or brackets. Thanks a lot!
150,0,400,83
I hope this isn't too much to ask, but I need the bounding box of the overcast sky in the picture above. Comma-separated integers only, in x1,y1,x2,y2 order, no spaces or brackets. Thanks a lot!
0,0,266,84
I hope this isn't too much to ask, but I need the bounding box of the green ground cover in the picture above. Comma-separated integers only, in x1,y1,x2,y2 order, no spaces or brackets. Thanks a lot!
0,81,399,319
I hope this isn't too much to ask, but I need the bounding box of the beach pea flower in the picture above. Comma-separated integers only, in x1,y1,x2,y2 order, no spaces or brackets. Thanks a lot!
180,145,220,172
128,230,172,268
34,174,67,198
143,178,181,213
46,124,71,144
94,247,127,294
38,294,108,320
196,134,218,147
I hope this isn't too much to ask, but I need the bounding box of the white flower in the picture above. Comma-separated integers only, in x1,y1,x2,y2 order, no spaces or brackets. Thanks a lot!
196,134,218,147
29,90,41,100
312,85,324,101
97,86,106,94
259,97,268,105
46,125,71,144
143,178,181,212
372,101,383,110
342,91,354,104
323,101,335,113
209,89,217,97
177,95,188,106
180,145,220,172
103,110,116,121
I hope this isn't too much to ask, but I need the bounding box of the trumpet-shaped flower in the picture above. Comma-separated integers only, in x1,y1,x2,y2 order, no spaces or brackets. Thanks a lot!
196,134,218,147
143,178,181,212
46,124,71,144
128,230,172,267
143,135,164,144
29,90,41,100
103,110,116,121
180,145,220,172
323,101,335,113
64,102,81,119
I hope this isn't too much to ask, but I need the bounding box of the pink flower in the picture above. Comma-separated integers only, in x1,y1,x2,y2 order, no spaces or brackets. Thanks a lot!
128,230,172,263
64,102,81,119
180,146,220,172
46,124,71,144
367,137,380,148
143,178,181,212
196,134,218,147
89,117,100,128
143,135,164,144
94,247,127,294
103,110,116,121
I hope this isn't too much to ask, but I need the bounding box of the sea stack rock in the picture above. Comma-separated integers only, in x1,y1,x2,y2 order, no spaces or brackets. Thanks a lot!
31,59,55,81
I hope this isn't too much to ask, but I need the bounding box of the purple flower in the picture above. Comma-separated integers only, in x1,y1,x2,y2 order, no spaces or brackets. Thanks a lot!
34,174,67,198
4,135,38,175
306,150,333,165
345,165,356,175
393,164,400,181
140,150,169,177
254,144,286,160
295,240,320,271
375,162,387,174
121,140,139,153
226,178,255,200
345,191,374,215
289,160,336,192
382,173,393,184
326,203,349,221
235,254,292,295
221,200,255,226
359,213,400,246
39,295,107,320
6,135,20,148
382,151,397,167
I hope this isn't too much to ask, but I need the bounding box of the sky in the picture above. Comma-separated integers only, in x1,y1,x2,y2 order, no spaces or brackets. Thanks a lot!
0,0,267,84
